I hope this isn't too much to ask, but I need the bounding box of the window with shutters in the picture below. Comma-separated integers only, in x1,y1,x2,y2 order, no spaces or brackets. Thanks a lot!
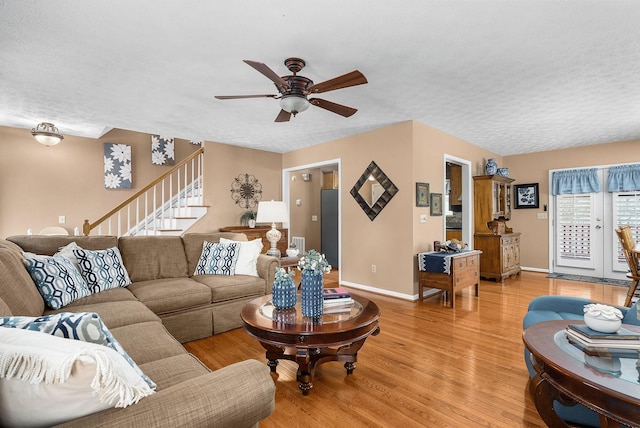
614,191,640,264
556,193,594,267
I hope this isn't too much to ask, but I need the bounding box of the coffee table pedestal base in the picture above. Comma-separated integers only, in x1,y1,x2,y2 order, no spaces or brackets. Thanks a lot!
261,331,378,395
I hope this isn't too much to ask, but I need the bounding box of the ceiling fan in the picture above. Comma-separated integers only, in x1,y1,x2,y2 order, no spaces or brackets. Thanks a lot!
215,58,368,122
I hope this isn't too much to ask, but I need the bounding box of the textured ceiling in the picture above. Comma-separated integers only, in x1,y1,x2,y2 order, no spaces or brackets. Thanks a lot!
2,1,640,155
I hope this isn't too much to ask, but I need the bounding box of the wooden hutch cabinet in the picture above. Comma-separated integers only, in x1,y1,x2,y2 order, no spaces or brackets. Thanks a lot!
473,175,521,282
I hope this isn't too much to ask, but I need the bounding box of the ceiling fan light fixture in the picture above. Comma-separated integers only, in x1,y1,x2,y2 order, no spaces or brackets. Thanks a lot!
280,95,310,115
31,122,64,146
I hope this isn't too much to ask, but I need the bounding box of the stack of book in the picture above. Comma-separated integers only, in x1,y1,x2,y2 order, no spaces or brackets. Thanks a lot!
565,323,640,356
323,287,354,313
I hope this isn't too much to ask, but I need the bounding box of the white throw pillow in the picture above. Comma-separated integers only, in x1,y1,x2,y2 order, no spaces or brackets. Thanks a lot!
220,237,263,277
0,328,154,427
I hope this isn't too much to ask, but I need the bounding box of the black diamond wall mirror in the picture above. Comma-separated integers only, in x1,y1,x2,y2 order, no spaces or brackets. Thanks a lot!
350,161,398,221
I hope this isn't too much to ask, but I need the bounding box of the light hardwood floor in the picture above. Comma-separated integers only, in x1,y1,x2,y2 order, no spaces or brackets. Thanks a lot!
184,270,628,427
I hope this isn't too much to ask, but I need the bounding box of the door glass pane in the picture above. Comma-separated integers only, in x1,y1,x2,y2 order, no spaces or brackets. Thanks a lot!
556,194,594,267
614,192,640,265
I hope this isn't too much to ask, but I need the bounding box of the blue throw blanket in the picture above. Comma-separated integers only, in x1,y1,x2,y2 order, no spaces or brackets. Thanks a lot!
418,250,481,275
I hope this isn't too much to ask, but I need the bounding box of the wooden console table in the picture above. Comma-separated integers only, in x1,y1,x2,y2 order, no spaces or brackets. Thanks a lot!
219,226,288,256
417,250,481,308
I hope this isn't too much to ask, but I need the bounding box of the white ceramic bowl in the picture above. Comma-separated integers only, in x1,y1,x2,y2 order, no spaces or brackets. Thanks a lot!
584,313,622,333
286,248,299,257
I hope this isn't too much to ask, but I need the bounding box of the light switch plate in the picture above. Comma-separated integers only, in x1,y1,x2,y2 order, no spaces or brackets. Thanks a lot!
58,216,66,224
420,214,427,223
311,215,318,221
537,213,547,219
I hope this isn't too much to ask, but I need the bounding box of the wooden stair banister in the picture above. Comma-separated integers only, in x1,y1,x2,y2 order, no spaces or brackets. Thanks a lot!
84,147,204,236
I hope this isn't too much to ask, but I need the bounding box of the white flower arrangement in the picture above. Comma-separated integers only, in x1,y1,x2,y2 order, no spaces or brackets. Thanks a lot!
274,267,294,282
583,303,623,320
298,249,332,274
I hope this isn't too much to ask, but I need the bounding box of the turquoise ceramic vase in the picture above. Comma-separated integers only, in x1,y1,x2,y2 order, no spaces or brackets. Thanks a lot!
301,269,324,318
272,277,297,309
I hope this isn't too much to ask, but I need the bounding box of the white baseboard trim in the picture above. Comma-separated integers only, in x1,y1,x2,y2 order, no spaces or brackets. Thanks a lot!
521,266,549,273
340,280,418,301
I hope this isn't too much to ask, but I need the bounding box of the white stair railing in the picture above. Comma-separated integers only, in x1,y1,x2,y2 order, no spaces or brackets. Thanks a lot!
84,148,204,236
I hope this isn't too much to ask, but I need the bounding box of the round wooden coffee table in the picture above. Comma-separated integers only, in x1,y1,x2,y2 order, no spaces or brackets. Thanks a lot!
523,320,640,427
241,293,380,395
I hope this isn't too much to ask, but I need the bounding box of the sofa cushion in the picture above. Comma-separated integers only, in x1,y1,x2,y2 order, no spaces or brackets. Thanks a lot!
45,300,160,329
118,236,189,282
0,248,44,316
22,253,91,309
65,287,138,307
193,274,266,302
109,321,187,365
0,239,23,253
138,354,210,391
182,232,248,276
73,247,132,293
194,241,240,276
0,327,154,427
127,278,211,314
6,235,118,256
0,311,155,389
0,298,12,317
220,237,262,276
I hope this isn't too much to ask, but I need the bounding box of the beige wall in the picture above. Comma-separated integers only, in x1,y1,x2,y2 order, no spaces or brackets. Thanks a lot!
284,121,499,298
188,141,283,232
504,139,640,270
0,126,282,238
0,126,200,237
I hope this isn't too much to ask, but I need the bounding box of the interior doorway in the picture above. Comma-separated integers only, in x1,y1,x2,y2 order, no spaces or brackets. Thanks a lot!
282,159,341,278
443,155,473,248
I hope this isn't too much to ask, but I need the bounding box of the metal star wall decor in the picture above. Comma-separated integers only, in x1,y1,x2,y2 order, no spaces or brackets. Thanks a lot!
231,173,262,209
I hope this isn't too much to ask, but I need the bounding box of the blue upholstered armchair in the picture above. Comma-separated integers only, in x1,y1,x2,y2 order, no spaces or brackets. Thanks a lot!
523,296,640,427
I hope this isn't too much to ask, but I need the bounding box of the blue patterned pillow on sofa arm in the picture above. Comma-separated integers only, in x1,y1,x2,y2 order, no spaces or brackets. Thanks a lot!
22,253,91,309
72,247,132,293
0,311,155,389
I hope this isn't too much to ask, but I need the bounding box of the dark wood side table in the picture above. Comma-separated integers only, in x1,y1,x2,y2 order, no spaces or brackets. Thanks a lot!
523,320,640,427
241,294,380,395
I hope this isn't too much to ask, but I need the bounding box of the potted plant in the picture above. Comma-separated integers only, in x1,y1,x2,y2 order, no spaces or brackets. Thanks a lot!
240,210,257,228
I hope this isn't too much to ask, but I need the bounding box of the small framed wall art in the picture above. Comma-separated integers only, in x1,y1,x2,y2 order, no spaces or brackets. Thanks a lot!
430,193,443,216
514,183,539,209
416,182,429,207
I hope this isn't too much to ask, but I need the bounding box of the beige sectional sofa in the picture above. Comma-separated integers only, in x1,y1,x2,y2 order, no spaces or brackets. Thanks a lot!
0,232,278,427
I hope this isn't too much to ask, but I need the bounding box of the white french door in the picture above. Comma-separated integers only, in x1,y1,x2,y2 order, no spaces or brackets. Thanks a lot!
553,168,640,279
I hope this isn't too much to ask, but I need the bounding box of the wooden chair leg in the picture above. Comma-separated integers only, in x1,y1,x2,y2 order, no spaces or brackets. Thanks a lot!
624,279,640,307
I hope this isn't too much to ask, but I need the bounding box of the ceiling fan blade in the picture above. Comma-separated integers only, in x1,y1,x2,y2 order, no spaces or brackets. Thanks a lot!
275,109,292,122
214,94,279,100
243,60,289,90
307,70,368,94
309,98,358,117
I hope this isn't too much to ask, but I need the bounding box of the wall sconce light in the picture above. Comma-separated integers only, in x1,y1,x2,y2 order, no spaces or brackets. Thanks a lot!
31,122,64,146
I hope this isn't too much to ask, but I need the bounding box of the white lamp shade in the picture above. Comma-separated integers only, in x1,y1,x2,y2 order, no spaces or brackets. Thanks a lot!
256,200,289,224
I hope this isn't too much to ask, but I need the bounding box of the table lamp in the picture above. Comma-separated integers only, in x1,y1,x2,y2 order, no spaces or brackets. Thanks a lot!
256,200,289,258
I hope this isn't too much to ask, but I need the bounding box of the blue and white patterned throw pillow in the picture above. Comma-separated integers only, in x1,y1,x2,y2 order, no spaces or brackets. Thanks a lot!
194,241,240,275
72,247,131,293
22,253,91,310
0,312,155,390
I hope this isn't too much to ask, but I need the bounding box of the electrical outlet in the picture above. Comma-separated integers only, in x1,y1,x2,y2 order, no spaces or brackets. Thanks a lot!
311,215,318,221
58,216,66,224
371,265,376,273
